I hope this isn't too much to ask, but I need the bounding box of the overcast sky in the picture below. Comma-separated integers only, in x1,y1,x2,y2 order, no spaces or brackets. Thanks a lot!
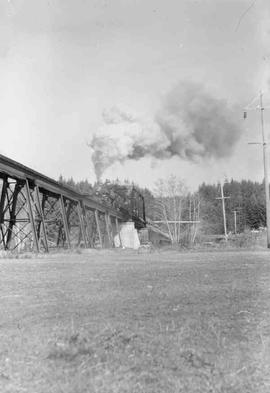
0,0,270,191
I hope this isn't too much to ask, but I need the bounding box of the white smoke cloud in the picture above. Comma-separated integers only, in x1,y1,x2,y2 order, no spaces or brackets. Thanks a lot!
89,82,243,181
102,106,137,124
90,107,168,180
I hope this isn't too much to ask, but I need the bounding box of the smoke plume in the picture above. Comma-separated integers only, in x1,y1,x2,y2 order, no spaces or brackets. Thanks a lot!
89,81,243,181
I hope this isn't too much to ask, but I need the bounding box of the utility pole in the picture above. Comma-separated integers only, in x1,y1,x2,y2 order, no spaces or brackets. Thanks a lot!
216,181,230,240
260,92,270,248
245,91,270,248
233,210,238,234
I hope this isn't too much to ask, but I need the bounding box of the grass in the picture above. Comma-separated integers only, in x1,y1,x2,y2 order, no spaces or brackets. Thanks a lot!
0,249,270,392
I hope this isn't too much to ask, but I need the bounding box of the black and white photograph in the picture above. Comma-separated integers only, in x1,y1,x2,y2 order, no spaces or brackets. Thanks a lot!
0,0,270,392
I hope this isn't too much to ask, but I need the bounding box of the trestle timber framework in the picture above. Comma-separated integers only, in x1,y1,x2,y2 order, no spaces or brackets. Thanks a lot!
0,155,126,253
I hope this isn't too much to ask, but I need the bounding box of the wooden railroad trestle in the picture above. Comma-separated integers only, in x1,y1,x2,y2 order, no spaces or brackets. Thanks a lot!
0,155,127,253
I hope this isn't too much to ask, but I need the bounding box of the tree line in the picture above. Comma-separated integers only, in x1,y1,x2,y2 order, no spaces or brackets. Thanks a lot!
199,179,266,234
59,175,266,240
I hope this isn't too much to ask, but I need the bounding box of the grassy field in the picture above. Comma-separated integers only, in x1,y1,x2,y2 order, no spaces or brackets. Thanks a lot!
1,249,270,393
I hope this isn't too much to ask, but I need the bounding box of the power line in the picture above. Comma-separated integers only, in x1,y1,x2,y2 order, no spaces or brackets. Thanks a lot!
235,1,256,32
